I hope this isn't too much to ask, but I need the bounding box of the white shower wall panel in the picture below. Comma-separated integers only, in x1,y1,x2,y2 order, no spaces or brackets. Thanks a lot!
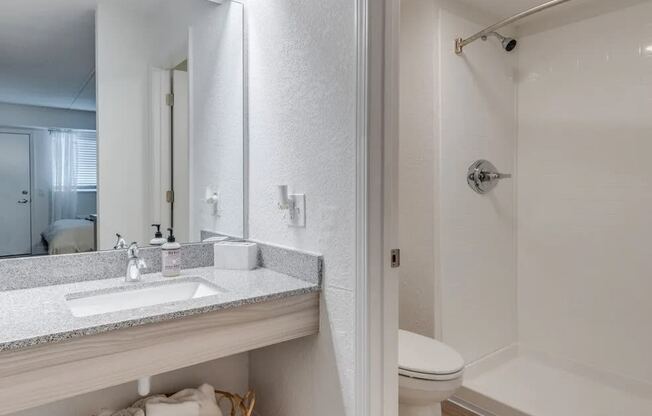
517,1,652,383
438,8,517,364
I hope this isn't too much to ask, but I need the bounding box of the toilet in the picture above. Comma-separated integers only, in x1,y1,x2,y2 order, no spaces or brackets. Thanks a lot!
398,330,465,416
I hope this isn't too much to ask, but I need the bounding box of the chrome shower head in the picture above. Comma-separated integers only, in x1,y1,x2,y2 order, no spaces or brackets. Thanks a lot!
501,35,518,52
482,32,518,52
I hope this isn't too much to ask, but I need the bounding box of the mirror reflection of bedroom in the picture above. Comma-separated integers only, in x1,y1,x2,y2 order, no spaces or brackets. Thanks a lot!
0,3,97,257
0,129,98,257
1,0,242,258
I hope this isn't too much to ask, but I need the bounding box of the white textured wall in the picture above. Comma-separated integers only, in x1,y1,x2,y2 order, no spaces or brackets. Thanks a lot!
189,1,244,240
10,354,248,416
245,0,357,413
517,2,652,383
398,0,437,338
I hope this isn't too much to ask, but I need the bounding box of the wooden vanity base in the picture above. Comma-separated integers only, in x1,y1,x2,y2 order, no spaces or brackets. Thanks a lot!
0,292,319,414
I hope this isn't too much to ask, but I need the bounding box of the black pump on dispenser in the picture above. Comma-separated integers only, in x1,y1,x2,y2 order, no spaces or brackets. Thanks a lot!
150,224,166,246
161,228,181,276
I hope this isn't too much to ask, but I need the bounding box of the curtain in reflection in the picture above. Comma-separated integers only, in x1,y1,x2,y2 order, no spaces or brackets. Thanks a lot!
49,129,78,222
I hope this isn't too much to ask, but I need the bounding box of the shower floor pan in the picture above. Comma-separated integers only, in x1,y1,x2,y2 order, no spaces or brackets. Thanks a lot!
453,346,652,416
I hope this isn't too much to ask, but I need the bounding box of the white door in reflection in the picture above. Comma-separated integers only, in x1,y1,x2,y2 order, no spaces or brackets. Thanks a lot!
0,132,31,256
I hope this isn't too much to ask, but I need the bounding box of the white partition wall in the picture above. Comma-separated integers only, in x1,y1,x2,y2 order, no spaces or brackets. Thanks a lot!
245,0,358,413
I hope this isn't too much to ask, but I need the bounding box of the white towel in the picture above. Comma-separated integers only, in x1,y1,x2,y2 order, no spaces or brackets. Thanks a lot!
97,408,144,416
146,402,199,416
168,384,222,416
135,384,222,416
98,384,222,416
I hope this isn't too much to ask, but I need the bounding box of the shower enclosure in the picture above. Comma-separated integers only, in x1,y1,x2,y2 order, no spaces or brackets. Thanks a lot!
399,0,652,414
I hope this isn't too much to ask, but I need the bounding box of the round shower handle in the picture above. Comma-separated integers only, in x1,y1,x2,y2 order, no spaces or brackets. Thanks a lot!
467,159,512,194
485,171,512,181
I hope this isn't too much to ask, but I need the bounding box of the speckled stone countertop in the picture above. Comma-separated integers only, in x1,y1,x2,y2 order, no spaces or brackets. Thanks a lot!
0,266,319,352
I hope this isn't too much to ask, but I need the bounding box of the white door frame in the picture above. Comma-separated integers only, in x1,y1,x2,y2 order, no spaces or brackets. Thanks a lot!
356,0,400,414
149,67,173,234
172,69,190,242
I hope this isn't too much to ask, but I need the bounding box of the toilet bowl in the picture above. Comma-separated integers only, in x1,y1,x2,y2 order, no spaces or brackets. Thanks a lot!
399,330,465,416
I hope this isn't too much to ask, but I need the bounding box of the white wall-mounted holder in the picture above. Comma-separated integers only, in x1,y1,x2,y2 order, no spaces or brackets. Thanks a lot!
205,188,220,216
277,185,306,228
137,376,151,396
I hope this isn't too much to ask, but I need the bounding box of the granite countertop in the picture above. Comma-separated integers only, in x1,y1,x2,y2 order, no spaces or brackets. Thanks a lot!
0,266,320,352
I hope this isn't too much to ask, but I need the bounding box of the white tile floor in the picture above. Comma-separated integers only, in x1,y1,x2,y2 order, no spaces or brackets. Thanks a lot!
457,348,652,416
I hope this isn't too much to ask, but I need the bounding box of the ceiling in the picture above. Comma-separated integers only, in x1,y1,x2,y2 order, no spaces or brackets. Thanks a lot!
458,0,651,32
0,0,642,113
0,0,97,111
460,0,554,17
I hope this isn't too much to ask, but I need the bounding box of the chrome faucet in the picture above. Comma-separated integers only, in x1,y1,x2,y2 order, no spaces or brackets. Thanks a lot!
126,242,147,282
114,233,127,249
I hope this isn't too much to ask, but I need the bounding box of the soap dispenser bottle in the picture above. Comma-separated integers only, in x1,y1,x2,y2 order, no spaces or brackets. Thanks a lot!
150,224,166,246
161,228,181,277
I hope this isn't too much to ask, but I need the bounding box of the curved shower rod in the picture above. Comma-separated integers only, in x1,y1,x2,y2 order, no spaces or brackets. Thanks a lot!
455,0,574,54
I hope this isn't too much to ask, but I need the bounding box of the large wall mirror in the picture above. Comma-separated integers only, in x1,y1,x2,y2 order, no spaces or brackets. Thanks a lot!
0,0,246,258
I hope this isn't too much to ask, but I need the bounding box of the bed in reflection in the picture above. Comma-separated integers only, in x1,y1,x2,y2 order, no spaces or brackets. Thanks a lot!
41,217,97,255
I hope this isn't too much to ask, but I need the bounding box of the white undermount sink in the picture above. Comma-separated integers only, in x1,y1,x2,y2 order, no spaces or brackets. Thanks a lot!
66,277,222,317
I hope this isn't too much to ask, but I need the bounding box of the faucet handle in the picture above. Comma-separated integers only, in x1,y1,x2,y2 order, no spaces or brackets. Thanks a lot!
114,233,128,250
127,242,139,258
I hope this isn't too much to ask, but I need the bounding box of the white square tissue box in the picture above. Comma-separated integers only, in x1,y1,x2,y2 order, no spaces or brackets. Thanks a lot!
213,242,258,270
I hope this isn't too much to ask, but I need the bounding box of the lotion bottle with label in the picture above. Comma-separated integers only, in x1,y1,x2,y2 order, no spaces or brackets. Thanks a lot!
161,228,181,277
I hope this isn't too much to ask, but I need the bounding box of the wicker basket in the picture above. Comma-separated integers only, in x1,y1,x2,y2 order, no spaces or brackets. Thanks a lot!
214,389,255,416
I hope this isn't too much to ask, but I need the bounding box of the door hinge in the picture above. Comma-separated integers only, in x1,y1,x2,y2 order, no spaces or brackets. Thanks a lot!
391,248,401,268
165,93,174,106
166,190,174,203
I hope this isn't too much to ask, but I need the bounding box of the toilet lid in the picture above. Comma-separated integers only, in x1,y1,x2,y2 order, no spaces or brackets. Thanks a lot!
398,330,465,379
